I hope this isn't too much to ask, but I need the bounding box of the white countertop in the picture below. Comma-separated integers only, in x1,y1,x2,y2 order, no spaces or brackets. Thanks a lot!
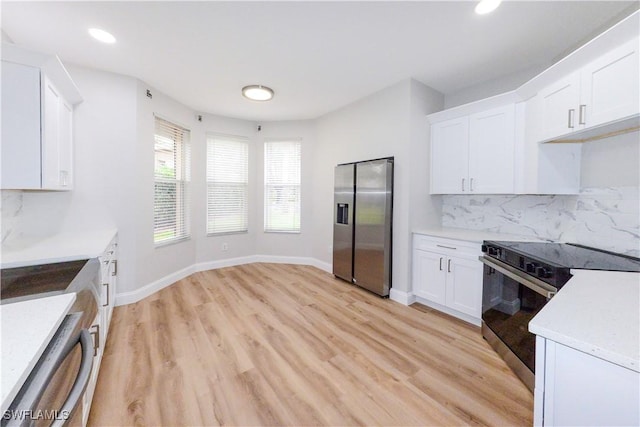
530,270,640,372
413,227,551,244
1,293,76,412
1,229,117,268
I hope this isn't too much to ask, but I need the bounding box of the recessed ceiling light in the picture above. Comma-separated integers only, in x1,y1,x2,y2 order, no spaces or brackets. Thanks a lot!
88,28,116,44
475,0,502,15
242,85,274,101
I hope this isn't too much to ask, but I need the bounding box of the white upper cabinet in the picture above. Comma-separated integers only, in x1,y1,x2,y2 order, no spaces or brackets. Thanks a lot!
430,104,516,195
468,105,515,194
1,43,82,191
537,37,639,143
1,61,42,189
41,76,74,189
431,117,469,194
580,38,639,129
538,72,581,141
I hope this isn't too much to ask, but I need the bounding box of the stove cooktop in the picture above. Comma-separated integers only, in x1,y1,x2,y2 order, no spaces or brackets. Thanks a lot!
485,241,640,272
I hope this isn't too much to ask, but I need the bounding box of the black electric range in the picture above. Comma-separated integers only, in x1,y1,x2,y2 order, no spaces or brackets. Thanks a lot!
479,240,640,392
482,241,640,289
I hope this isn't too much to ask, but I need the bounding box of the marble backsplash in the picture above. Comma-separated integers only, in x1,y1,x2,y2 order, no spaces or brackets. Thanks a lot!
442,186,640,257
1,190,23,244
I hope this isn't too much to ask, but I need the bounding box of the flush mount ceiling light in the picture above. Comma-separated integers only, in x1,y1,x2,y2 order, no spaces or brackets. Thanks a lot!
475,0,502,15
88,28,116,44
242,85,274,101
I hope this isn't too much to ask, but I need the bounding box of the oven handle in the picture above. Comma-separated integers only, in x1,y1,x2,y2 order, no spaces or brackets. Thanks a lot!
479,256,557,299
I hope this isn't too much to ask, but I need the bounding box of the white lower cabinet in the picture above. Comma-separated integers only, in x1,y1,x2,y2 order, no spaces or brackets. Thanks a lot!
81,234,118,426
534,336,639,426
412,234,483,325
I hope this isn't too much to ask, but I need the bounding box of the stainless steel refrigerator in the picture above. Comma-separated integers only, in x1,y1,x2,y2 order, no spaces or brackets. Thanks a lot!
333,158,393,297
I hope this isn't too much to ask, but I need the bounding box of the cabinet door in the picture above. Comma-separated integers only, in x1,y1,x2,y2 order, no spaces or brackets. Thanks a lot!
581,37,639,129
41,75,61,189
1,61,41,189
542,341,640,427
445,256,483,318
468,105,516,194
412,249,447,305
537,72,581,141
58,100,73,189
430,117,469,194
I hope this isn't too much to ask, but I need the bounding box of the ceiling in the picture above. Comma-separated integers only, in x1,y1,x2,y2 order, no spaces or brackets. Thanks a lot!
2,1,636,121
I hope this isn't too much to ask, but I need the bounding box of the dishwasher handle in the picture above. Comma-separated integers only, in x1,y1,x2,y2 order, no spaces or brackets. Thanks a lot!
3,323,94,427
52,330,93,427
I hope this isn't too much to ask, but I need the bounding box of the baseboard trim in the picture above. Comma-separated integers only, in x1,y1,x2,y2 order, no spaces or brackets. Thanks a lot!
389,288,416,306
115,255,333,306
115,264,196,306
194,255,258,272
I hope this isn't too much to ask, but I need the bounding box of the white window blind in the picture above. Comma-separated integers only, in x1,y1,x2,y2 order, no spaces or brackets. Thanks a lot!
264,140,301,233
206,135,249,234
154,117,190,245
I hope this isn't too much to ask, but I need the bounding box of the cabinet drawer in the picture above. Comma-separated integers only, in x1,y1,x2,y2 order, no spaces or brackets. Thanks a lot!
413,234,481,257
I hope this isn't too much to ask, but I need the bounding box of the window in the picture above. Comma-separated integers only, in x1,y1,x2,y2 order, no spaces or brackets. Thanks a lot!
154,117,190,245
206,135,249,234
264,140,301,232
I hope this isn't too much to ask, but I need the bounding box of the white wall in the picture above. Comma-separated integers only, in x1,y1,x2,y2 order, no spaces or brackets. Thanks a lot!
255,120,316,259
133,80,199,291
444,65,545,109
314,79,443,293
195,114,257,264
581,131,640,188
408,79,445,232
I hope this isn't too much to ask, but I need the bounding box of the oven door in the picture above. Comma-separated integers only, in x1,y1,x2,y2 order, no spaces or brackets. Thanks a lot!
480,256,557,391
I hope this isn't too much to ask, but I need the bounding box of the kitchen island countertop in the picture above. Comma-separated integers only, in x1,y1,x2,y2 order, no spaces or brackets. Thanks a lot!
529,270,640,372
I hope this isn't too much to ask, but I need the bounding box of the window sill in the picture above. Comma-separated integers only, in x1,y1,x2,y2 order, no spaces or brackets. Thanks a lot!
206,231,249,237
264,230,301,234
154,236,191,248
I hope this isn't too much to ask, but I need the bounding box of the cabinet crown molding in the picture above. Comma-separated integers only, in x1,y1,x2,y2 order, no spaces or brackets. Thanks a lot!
2,42,83,105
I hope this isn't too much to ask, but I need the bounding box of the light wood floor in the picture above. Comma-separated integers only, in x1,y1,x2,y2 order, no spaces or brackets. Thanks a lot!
88,263,533,426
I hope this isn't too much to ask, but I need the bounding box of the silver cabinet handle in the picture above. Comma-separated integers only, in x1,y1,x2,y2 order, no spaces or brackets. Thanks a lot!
112,259,117,276
59,170,69,187
461,178,465,192
103,282,110,307
568,109,575,129
470,178,474,192
447,259,452,273
579,104,586,125
439,257,443,271
436,244,457,250
90,324,100,357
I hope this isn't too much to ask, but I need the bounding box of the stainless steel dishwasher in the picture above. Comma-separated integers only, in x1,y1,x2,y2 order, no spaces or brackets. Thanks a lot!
1,258,101,426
